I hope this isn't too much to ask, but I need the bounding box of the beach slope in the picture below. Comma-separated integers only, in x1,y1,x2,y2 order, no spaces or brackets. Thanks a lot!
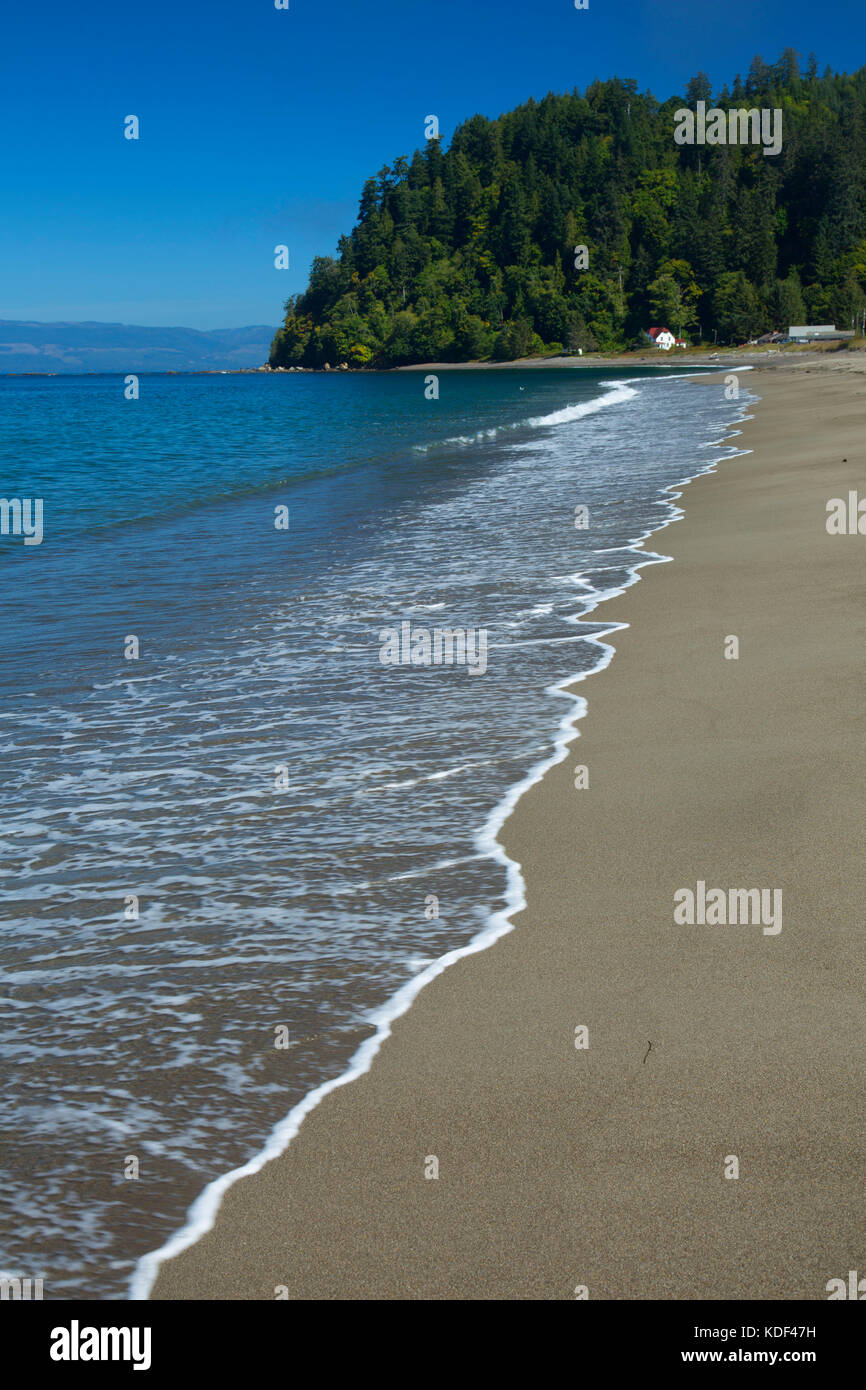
151,366,865,1301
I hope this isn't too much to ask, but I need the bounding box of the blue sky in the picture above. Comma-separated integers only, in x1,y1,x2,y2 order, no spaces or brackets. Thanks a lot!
1,0,862,329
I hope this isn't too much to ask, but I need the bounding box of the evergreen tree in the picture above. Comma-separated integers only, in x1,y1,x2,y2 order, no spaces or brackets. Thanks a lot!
269,58,866,367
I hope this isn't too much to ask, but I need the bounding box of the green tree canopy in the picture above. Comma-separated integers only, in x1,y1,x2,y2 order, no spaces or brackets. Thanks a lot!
270,56,866,367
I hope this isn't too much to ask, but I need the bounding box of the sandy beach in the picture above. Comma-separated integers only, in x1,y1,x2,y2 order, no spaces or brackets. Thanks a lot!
151,364,864,1301
394,345,866,373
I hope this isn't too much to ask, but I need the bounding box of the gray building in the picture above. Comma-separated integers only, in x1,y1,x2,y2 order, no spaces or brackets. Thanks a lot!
788,324,855,342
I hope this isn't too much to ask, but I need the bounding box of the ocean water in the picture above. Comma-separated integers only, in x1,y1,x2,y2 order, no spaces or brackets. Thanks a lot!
0,366,752,1298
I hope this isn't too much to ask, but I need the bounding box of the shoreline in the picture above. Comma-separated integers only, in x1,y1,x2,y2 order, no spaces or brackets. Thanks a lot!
134,376,745,1301
393,346,862,371
6,345,865,380
148,363,863,1300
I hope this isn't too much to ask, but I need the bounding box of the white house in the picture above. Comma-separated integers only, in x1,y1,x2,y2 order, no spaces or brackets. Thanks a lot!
646,326,675,350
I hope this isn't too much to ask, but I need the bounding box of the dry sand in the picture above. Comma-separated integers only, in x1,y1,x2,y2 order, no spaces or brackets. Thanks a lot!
396,345,866,372
152,366,864,1301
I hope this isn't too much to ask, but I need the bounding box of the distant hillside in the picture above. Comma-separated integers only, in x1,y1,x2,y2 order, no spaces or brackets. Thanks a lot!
0,321,278,374
271,51,866,366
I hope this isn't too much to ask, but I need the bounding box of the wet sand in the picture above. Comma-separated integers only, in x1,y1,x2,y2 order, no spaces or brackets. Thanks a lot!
150,365,865,1300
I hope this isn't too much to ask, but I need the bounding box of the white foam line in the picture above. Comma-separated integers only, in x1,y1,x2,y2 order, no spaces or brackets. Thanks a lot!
416,377,638,452
129,380,758,1301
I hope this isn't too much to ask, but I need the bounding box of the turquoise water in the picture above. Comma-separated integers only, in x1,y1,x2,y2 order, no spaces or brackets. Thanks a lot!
0,366,749,1296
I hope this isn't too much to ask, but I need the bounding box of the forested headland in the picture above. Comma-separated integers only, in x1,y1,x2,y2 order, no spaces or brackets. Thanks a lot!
270,53,866,367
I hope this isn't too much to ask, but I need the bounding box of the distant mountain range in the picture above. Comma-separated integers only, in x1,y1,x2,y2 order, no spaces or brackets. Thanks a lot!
0,320,278,373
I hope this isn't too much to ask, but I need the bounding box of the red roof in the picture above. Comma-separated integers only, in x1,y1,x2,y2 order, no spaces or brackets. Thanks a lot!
647,326,671,339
